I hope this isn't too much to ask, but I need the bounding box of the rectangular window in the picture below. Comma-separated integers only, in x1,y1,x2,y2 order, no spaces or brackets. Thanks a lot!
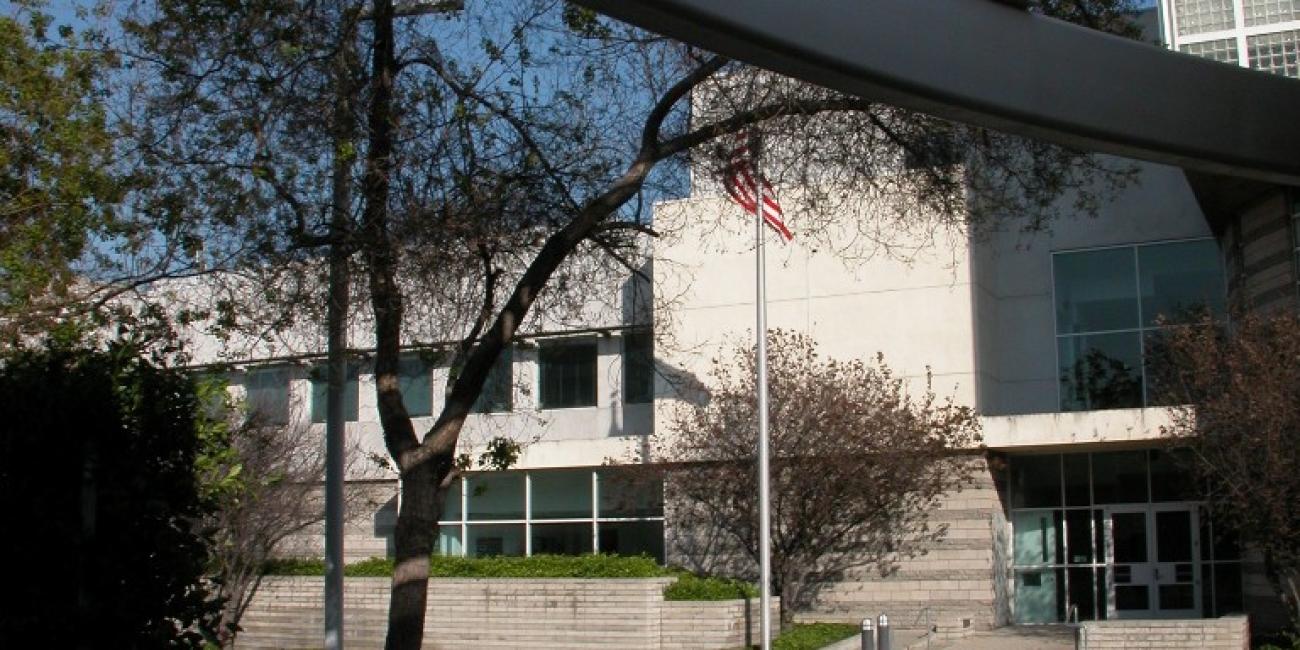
623,332,654,404
1174,0,1236,35
436,469,664,562
398,354,432,417
471,347,513,413
539,340,598,409
1053,240,1225,412
245,366,290,425
1243,0,1300,26
1247,29,1300,78
1179,38,1240,65
309,362,359,423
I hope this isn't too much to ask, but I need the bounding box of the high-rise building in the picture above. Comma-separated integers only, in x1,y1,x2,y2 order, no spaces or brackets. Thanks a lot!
1159,0,1300,78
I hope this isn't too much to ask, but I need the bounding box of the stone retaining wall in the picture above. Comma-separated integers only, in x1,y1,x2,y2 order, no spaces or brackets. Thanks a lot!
235,576,777,649
1077,616,1250,649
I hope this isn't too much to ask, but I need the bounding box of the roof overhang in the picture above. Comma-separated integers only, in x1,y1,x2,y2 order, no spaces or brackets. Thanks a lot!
575,0,1300,186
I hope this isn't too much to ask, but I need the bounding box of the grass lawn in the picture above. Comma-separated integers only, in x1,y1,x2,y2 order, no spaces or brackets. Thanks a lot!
771,622,860,650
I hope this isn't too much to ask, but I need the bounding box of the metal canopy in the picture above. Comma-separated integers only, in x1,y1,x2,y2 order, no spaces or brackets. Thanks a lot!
575,0,1300,185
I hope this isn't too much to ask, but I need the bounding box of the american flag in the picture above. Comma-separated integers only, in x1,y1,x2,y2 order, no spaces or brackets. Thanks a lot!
723,132,793,241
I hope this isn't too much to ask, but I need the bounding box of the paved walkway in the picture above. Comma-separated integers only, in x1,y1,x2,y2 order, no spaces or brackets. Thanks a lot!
825,625,1075,650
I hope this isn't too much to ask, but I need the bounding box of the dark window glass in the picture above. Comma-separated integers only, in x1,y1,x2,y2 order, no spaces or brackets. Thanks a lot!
1066,509,1096,564
398,355,432,417
1149,448,1196,502
1213,563,1244,614
1054,248,1139,335
1011,455,1062,508
532,523,594,555
246,367,290,425
472,347,513,413
1063,454,1091,506
623,332,654,404
1138,240,1226,326
598,470,664,518
1068,566,1099,621
539,341,597,409
598,521,665,562
1058,332,1143,411
310,362,359,423
1092,451,1149,504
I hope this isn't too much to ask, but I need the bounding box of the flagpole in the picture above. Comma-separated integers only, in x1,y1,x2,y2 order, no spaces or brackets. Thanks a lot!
752,133,774,650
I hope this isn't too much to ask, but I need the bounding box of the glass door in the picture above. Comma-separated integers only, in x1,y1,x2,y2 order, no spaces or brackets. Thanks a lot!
1107,505,1154,619
1104,505,1201,619
1151,505,1200,618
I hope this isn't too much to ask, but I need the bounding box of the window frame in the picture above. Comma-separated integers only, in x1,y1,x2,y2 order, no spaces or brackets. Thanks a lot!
537,339,599,410
1051,238,1226,412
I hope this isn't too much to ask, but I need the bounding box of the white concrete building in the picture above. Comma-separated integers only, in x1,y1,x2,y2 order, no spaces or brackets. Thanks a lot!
1159,0,1299,77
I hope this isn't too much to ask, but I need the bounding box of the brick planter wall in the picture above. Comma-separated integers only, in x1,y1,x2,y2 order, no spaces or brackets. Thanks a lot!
235,576,778,649
1077,616,1250,649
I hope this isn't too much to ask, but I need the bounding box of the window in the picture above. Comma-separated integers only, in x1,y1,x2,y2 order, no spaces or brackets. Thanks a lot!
623,332,654,404
309,362,359,423
1053,240,1225,412
244,366,290,425
398,354,432,417
1179,38,1240,65
436,468,665,561
471,347,513,414
1174,0,1236,35
1247,29,1300,77
539,340,597,409
1243,0,1300,27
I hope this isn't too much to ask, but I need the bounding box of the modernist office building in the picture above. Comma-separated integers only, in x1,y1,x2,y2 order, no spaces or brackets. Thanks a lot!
192,11,1300,629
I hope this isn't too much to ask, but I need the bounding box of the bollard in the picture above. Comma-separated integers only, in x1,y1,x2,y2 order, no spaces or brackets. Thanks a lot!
877,613,892,650
860,617,875,650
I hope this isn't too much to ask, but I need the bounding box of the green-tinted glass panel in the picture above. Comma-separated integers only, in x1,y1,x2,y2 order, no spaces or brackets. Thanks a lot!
1011,455,1061,508
440,478,463,522
1054,248,1139,335
531,470,593,519
1092,451,1149,504
465,523,524,557
246,367,290,425
398,355,432,417
310,363,359,423
466,472,525,520
437,525,462,556
472,347,513,413
540,341,597,409
1014,568,1061,624
623,332,654,404
1058,332,1143,411
1138,240,1225,326
1014,510,1061,566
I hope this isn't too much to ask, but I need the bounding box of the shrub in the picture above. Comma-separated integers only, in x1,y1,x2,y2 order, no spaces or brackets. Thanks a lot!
662,574,758,601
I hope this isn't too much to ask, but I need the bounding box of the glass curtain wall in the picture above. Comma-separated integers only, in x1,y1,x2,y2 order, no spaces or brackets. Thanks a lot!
436,468,665,562
1010,450,1242,623
1054,239,1226,411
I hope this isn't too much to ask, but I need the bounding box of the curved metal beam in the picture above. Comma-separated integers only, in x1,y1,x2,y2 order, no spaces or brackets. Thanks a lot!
576,0,1300,185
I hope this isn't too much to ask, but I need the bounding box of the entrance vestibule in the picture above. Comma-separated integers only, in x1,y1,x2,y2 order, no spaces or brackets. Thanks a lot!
1009,450,1242,624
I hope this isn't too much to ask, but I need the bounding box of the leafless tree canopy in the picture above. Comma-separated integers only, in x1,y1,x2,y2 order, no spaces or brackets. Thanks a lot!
1159,311,1300,632
662,330,982,624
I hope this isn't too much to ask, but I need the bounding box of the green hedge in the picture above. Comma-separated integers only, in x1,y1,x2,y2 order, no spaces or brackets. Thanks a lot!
260,554,762,601
660,574,758,601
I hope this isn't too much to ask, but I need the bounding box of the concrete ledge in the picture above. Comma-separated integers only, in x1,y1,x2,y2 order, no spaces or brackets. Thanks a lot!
1078,616,1250,649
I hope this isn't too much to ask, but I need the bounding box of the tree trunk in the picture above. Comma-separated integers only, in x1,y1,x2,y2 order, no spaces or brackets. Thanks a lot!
386,460,441,648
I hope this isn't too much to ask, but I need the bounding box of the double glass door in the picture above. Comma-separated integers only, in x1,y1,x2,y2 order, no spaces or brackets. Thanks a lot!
1107,504,1200,619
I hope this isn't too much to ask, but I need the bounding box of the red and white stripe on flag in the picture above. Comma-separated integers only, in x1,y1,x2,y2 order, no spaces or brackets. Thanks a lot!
723,133,793,241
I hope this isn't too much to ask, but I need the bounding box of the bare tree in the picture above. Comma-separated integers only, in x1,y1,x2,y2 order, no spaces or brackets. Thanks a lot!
195,384,374,648
660,330,982,626
1158,311,1300,633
